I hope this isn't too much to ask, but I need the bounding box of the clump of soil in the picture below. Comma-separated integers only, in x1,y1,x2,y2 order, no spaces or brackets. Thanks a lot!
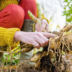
0,56,62,72
40,56,61,72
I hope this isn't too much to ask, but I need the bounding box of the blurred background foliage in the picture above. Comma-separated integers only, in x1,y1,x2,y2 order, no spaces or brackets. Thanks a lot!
63,0,72,23
2,46,21,66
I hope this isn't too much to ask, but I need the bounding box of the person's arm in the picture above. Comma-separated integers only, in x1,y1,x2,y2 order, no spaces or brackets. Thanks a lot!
0,27,55,49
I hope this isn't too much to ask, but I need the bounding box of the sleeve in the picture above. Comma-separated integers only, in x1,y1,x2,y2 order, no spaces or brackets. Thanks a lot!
0,27,20,47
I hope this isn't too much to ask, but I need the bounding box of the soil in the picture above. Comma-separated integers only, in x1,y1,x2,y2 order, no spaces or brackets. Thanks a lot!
0,56,62,72
0,45,71,72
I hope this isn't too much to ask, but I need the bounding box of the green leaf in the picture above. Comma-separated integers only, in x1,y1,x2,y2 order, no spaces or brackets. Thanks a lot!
67,2,70,6
64,6,66,10
64,0,68,2
63,11,66,14
63,0,72,23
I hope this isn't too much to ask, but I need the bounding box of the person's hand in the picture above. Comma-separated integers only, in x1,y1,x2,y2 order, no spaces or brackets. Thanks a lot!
14,31,55,49
35,19,49,32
